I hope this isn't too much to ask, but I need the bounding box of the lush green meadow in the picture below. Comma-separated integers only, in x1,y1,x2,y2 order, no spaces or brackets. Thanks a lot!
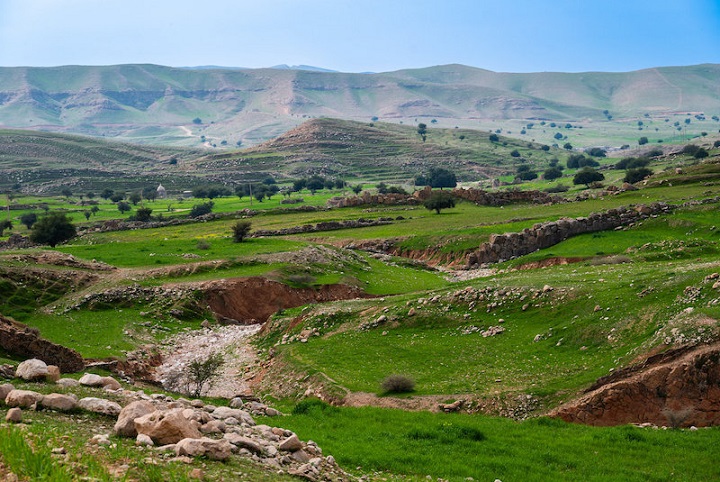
261,402,720,482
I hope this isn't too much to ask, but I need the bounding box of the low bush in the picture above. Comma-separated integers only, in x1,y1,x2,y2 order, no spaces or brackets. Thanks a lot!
381,374,415,393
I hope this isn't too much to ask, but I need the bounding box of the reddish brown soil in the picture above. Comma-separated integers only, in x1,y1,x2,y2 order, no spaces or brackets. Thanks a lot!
203,277,371,324
550,342,720,427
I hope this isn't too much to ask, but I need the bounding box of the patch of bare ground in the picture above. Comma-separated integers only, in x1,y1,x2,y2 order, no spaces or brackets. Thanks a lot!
155,324,262,398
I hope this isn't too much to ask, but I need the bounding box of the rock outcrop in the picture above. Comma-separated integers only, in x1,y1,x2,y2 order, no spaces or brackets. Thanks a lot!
0,314,85,372
551,342,720,427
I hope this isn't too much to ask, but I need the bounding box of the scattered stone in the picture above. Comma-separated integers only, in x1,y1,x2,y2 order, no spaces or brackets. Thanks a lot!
212,406,255,425
439,400,464,412
56,378,80,388
200,420,226,434
175,437,233,461
136,434,155,446
90,434,112,446
45,365,61,383
135,409,202,445
224,432,266,455
114,400,156,437
0,382,15,401
15,358,49,381
79,373,105,387
279,434,303,452
6,407,22,423
40,393,78,412
101,376,122,391
5,389,44,408
78,397,122,417
189,468,205,480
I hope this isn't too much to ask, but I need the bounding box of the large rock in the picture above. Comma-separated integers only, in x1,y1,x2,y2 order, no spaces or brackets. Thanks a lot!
113,400,156,437
78,397,122,416
279,434,303,452
212,406,255,426
6,407,22,423
5,389,44,408
15,358,49,381
40,393,78,412
78,373,104,387
175,437,233,461
134,409,202,445
46,365,61,383
100,376,122,390
223,432,266,455
0,382,15,402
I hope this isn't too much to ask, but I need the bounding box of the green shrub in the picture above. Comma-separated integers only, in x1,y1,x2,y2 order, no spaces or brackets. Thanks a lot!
381,374,415,393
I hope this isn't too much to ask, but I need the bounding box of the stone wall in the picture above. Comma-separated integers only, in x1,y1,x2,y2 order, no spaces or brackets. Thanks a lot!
451,187,561,206
466,202,672,267
0,314,85,372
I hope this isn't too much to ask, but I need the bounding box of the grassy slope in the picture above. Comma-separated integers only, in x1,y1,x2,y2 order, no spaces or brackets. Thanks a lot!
2,155,720,480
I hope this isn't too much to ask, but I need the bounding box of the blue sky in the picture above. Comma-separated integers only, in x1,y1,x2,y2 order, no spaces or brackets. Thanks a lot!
0,0,718,73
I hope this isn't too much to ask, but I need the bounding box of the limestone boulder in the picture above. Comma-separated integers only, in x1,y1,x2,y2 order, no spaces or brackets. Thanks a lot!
78,397,122,417
40,393,78,412
212,406,255,426
46,365,61,383
100,376,122,391
78,373,104,387
113,400,156,437
0,382,15,402
56,378,80,388
5,389,44,408
15,358,49,381
134,409,202,445
175,437,233,461
6,407,22,423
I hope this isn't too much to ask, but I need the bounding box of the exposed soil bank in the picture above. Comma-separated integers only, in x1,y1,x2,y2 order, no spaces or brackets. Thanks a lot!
550,342,720,427
203,277,371,324
0,314,85,372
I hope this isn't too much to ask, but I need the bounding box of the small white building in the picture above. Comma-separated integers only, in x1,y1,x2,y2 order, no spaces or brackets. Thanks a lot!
156,184,167,199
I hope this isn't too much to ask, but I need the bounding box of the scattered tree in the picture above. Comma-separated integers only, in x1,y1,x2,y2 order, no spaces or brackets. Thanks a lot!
231,221,252,242
624,167,654,184
563,142,573,150
585,147,607,158
489,133,499,142
100,189,114,200
543,167,563,181
117,201,131,214
423,192,456,214
573,167,605,188
638,136,649,145
129,192,142,205
83,211,91,221
417,123,427,142
29,212,76,247
415,167,457,189
351,184,363,194
134,206,153,222
192,117,202,124
189,201,214,218
0,220,12,236
19,213,38,229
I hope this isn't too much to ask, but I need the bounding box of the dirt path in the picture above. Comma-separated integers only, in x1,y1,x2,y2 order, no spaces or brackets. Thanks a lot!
155,324,262,398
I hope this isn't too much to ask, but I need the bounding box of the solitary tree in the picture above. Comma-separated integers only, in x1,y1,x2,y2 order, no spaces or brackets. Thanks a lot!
417,123,427,142
181,352,224,397
231,221,252,242
543,167,563,181
29,212,76,247
423,192,456,214
117,201,132,214
19,212,38,229
624,167,653,184
573,167,605,188
0,220,12,236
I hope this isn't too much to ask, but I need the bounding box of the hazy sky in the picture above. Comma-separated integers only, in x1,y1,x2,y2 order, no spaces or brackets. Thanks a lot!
1,0,718,73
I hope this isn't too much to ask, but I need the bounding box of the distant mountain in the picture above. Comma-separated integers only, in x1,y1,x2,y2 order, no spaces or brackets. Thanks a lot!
0,63,718,146
269,64,338,72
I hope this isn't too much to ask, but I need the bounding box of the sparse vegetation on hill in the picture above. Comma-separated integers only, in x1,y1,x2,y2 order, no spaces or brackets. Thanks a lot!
0,121,719,480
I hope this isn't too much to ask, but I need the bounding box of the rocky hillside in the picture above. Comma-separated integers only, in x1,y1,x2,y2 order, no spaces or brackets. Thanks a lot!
1,63,719,146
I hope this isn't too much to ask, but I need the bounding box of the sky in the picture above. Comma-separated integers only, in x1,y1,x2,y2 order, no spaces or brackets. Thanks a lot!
0,0,719,73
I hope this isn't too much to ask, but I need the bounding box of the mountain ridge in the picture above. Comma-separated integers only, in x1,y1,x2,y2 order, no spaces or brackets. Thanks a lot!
0,63,718,146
